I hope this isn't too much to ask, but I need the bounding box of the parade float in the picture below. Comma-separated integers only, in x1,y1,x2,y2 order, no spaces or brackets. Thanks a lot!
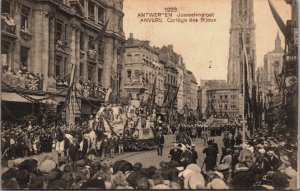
95,104,158,151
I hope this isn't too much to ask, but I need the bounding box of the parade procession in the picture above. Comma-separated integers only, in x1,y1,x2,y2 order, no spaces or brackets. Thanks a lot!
1,0,299,190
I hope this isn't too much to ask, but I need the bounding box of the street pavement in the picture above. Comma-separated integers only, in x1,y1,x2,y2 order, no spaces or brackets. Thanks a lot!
102,133,224,169
2,134,225,169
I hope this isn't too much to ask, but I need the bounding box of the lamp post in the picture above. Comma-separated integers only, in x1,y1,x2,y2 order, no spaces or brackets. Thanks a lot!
266,90,274,135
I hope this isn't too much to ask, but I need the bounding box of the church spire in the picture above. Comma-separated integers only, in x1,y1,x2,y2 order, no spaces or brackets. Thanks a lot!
273,31,283,53
275,31,281,50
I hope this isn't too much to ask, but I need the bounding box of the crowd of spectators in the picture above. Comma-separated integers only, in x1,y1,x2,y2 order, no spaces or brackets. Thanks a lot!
2,118,298,189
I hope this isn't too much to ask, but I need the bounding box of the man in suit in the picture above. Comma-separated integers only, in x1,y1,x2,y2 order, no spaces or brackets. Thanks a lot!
157,132,165,156
202,140,217,172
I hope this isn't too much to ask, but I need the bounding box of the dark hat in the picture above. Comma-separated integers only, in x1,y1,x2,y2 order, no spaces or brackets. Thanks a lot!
81,179,105,189
18,158,38,172
63,164,74,173
75,159,87,168
272,172,289,189
133,162,143,170
47,168,63,183
113,160,133,174
92,161,102,171
2,168,16,181
58,156,68,166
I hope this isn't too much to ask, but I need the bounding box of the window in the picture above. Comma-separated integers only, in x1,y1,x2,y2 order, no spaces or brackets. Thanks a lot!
55,56,62,77
127,54,132,62
220,95,222,99
88,64,94,81
98,7,105,23
224,104,228,109
220,104,223,109
117,16,122,31
64,58,67,75
225,95,228,99
88,1,95,20
21,6,30,33
98,68,102,83
80,32,84,50
79,63,83,77
246,33,250,45
88,36,95,49
1,42,9,68
2,1,10,14
20,47,29,67
98,42,104,59
127,70,132,78
56,20,63,42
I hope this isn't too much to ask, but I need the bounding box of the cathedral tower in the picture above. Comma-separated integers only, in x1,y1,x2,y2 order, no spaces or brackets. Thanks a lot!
227,0,256,87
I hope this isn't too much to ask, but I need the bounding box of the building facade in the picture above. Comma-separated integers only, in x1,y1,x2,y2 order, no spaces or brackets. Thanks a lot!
263,33,284,91
206,86,240,119
1,0,125,124
122,33,164,108
159,45,179,111
227,0,256,87
176,56,185,111
190,72,198,111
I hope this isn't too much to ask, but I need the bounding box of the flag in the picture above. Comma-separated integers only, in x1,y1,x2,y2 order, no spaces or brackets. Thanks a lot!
69,64,76,87
105,88,112,102
162,85,170,106
95,19,109,42
147,77,157,112
268,0,288,38
285,76,297,87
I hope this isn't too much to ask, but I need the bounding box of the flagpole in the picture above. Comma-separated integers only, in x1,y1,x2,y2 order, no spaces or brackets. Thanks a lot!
242,28,246,144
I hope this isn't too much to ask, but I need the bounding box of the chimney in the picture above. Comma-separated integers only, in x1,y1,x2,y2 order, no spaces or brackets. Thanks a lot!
167,44,173,51
129,33,133,39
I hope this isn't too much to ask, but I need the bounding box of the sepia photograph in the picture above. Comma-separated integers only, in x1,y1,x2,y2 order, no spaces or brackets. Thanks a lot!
1,0,299,189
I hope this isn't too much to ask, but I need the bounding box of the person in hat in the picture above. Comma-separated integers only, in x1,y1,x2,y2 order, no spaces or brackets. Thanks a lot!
202,140,217,172
180,145,193,167
117,133,124,155
265,150,280,172
69,137,80,163
190,144,198,164
278,155,291,171
168,143,183,164
100,135,109,161
156,131,165,156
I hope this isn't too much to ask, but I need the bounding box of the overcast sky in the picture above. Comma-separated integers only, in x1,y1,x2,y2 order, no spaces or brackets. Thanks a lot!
123,0,291,84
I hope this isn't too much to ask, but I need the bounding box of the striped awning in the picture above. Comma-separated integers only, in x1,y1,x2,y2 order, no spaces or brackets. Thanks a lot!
1,92,59,104
1,92,31,103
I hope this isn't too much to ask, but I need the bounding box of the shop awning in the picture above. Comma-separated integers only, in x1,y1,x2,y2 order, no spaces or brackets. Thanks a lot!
29,95,59,105
1,92,31,103
1,92,59,104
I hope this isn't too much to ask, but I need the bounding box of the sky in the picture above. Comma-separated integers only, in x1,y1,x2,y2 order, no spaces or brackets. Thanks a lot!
123,0,291,84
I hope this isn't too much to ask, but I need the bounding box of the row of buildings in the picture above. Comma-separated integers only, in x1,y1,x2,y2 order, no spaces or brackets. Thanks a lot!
122,33,198,114
1,0,198,124
2,0,125,124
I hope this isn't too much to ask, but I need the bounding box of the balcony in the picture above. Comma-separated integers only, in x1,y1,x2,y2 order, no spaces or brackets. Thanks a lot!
1,14,16,37
1,68,43,91
20,27,33,41
87,49,97,60
78,81,107,100
55,75,69,88
88,14,95,21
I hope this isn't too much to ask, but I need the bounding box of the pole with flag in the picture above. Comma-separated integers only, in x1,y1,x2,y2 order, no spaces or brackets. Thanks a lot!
95,18,110,42
241,28,247,144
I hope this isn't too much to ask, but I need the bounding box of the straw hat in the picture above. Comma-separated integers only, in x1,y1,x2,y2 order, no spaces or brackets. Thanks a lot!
207,178,229,189
280,156,291,166
184,172,205,189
